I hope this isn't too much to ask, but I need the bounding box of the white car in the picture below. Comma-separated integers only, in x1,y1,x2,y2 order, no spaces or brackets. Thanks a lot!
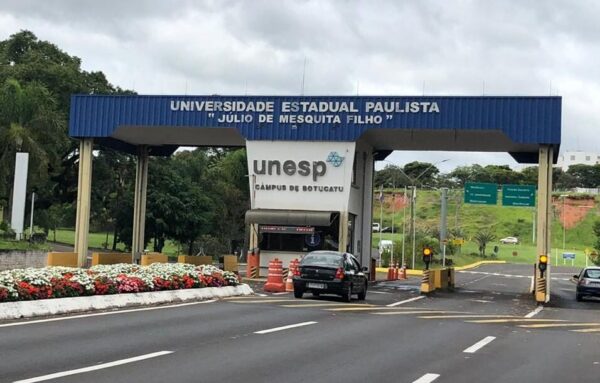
372,223,381,232
500,237,519,244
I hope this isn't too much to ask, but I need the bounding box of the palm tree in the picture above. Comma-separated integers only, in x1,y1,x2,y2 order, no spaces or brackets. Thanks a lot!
474,230,496,257
0,78,65,219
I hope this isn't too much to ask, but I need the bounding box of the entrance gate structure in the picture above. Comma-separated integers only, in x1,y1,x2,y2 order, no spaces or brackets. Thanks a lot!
69,95,561,303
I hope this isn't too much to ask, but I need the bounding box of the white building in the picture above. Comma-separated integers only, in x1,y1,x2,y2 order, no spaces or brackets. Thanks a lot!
556,151,600,171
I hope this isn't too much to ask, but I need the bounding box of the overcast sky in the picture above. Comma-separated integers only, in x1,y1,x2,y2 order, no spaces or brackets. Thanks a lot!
1,0,598,172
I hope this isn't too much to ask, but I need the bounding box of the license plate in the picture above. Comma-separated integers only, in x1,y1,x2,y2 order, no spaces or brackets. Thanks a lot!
308,283,326,289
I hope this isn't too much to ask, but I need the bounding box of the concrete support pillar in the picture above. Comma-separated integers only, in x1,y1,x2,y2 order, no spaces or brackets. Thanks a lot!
535,145,553,303
339,211,349,253
131,146,149,264
361,151,374,268
248,224,259,250
74,138,94,267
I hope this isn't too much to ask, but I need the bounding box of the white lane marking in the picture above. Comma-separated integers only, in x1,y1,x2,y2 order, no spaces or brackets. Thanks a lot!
386,295,425,307
368,290,391,294
524,305,544,318
256,293,268,297
271,292,289,295
412,373,440,383
463,336,496,353
254,321,317,334
470,299,492,303
13,351,173,383
0,299,217,329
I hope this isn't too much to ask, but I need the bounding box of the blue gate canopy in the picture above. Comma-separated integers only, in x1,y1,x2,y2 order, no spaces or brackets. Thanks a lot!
69,95,561,163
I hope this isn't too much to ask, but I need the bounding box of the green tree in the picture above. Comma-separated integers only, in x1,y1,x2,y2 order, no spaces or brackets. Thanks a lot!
374,164,411,188
483,165,522,185
403,161,439,186
566,164,600,188
520,166,538,185
207,149,250,254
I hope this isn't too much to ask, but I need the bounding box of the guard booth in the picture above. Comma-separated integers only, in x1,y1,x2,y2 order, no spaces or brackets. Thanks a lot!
245,210,340,274
243,140,376,274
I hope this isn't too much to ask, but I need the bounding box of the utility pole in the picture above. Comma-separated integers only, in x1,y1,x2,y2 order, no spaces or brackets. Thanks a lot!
440,188,448,267
391,187,395,266
29,192,35,238
411,186,417,270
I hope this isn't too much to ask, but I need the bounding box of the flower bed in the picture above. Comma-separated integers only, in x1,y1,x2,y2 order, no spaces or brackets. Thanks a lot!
0,263,239,302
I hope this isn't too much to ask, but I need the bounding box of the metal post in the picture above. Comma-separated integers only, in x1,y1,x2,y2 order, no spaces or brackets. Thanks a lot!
410,186,417,270
391,189,395,266
532,209,536,245
402,186,407,267
440,187,448,263
74,138,93,267
379,186,383,267
562,196,566,252
442,243,447,268
29,192,35,236
339,210,349,253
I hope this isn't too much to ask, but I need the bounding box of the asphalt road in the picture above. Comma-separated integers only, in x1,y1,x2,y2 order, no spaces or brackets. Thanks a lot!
1,264,599,383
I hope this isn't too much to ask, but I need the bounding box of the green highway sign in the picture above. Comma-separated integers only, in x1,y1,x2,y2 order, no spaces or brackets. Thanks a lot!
464,182,498,205
502,184,536,207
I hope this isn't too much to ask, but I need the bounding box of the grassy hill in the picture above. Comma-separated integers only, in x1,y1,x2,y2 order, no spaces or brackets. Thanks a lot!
372,189,599,268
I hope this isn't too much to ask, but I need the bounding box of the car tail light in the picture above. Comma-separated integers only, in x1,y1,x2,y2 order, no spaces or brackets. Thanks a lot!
580,278,589,286
335,267,345,280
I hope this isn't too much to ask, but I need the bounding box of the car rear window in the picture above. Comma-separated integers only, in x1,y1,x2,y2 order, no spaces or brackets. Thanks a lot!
302,252,343,267
584,269,600,279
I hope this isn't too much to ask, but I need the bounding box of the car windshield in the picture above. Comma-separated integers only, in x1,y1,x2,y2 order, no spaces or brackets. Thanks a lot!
302,252,343,267
584,269,600,279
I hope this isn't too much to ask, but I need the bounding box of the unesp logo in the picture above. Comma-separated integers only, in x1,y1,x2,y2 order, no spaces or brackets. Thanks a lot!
326,152,344,167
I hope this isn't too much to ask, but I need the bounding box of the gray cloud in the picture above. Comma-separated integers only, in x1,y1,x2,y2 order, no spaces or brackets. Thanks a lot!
1,0,599,167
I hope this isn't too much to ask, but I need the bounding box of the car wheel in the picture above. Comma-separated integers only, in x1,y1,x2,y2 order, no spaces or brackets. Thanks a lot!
294,289,304,299
357,282,367,300
576,293,583,302
342,287,352,302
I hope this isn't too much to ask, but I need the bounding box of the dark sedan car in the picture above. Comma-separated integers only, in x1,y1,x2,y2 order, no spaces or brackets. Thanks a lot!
292,251,368,302
574,267,600,301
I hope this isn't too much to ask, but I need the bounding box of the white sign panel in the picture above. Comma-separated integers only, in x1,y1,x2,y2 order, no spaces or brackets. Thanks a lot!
246,141,355,211
11,152,29,239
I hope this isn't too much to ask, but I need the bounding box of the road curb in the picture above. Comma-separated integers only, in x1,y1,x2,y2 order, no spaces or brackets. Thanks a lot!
375,260,507,276
454,260,506,270
0,284,254,321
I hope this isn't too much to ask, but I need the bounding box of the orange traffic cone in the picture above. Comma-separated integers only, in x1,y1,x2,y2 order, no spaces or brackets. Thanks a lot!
399,264,407,280
387,265,394,280
285,260,295,292
394,263,399,280
264,258,286,292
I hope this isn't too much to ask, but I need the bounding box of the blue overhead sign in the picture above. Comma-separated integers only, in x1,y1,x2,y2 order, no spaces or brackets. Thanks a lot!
69,95,561,145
